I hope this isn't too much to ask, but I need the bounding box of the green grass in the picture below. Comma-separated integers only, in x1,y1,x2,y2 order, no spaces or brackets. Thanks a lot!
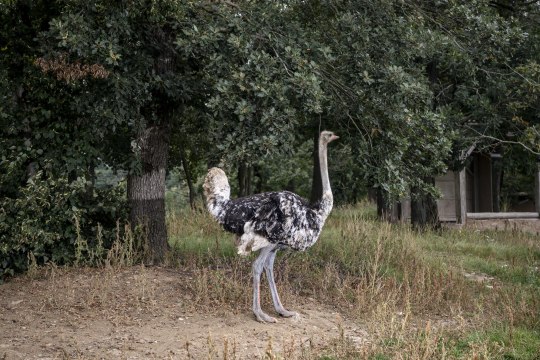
417,228,540,286
446,327,540,360
166,202,540,359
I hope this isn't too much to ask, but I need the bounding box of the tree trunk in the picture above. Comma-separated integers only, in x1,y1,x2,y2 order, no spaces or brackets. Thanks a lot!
179,144,196,209
377,187,399,223
310,128,323,204
253,165,264,194
492,153,503,212
127,126,170,264
368,187,377,204
409,60,440,229
83,162,96,211
238,162,246,197
410,178,439,230
238,162,252,197
246,165,253,196
350,145,363,203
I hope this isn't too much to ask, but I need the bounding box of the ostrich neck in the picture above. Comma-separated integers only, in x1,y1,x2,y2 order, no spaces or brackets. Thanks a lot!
318,141,332,199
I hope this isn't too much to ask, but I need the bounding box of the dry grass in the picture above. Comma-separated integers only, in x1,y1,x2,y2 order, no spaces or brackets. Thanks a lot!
5,202,539,359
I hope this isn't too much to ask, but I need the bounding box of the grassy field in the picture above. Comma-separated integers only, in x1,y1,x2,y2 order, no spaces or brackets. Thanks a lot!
167,202,540,359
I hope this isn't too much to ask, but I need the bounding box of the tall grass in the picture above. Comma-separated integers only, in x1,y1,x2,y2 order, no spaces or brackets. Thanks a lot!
167,202,540,359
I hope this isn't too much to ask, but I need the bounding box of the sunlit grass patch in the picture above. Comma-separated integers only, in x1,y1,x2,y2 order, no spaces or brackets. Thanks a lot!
460,256,540,286
446,326,540,360
358,324,540,360
416,226,540,287
167,208,238,266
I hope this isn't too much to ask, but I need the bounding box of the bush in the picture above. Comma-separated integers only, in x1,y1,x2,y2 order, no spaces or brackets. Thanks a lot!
0,172,127,280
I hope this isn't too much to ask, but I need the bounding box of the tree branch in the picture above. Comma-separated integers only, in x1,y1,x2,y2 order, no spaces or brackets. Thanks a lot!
464,125,540,155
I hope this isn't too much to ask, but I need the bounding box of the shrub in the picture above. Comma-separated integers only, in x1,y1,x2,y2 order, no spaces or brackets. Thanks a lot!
0,172,127,280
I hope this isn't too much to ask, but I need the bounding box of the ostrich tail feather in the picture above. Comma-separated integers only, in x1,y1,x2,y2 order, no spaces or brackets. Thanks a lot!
203,167,230,221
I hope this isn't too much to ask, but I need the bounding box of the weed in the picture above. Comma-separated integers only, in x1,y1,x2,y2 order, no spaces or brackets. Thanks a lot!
26,251,38,279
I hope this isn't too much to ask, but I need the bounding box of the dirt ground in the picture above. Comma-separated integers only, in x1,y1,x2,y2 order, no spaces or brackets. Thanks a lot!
466,218,540,235
0,266,367,359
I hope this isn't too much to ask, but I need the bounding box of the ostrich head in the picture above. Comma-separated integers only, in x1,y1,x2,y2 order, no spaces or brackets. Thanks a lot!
320,130,339,145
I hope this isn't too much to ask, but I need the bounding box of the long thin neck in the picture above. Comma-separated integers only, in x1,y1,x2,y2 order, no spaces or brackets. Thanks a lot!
318,140,331,196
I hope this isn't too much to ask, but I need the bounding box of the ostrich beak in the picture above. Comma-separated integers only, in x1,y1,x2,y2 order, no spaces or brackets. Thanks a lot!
329,134,339,142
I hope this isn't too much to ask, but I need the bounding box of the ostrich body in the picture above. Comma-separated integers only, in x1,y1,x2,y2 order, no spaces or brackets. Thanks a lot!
203,131,338,323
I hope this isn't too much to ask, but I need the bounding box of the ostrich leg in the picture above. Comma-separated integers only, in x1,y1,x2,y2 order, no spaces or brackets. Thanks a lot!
252,245,278,323
264,249,298,318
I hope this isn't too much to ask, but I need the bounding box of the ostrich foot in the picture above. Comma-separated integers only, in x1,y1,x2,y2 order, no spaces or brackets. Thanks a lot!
254,309,277,323
277,308,299,318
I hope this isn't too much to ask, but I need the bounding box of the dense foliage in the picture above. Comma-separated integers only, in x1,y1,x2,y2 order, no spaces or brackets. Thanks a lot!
0,171,127,278
1,0,539,276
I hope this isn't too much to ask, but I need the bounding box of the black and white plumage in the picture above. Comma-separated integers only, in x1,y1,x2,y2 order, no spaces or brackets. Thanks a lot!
203,130,338,323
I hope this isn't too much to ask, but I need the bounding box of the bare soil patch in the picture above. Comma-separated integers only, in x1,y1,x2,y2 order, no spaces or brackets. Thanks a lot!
466,218,540,235
0,266,367,359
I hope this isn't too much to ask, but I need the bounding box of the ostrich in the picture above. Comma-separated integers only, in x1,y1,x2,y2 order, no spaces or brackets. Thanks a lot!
203,131,338,323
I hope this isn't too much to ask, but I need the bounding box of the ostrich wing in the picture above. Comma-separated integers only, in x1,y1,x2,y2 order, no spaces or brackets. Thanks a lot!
221,193,267,235
248,191,321,250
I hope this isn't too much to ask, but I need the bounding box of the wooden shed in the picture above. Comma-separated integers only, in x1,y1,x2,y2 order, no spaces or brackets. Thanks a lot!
401,153,540,224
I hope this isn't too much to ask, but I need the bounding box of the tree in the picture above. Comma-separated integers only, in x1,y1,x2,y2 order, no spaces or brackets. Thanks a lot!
0,0,129,277
299,0,537,225
290,0,452,217
36,0,329,261
33,0,209,263
3,0,538,278
175,1,329,202
405,0,538,222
